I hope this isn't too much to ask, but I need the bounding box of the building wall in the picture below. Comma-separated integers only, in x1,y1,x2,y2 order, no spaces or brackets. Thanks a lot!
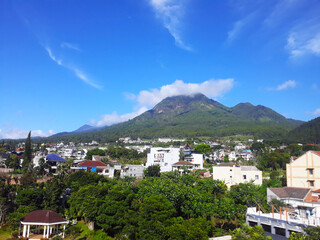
212,165,262,188
287,151,320,190
146,147,180,172
120,165,145,178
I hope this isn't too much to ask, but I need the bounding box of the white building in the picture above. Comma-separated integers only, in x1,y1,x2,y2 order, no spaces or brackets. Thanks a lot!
183,153,203,169
146,147,180,172
287,151,320,190
120,164,145,178
212,163,262,188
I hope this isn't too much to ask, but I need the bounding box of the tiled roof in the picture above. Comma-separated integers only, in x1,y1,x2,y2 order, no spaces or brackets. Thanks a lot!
240,166,259,171
173,161,193,166
269,187,311,200
22,210,66,223
46,153,66,162
312,151,320,157
77,160,107,167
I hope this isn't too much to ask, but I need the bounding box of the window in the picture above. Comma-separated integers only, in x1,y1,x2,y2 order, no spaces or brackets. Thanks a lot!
309,169,314,175
255,175,259,180
310,181,315,187
243,175,247,180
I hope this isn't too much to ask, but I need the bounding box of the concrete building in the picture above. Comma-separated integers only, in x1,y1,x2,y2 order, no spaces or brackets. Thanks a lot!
212,163,262,188
247,187,320,238
183,153,204,169
146,147,180,172
120,164,145,178
286,151,320,190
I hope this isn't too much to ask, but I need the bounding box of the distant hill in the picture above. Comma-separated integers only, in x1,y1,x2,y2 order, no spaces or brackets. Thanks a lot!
45,93,304,142
50,124,99,138
287,117,320,143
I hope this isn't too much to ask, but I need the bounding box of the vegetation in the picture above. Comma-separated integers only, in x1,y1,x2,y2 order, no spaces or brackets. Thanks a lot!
287,117,320,144
0,170,272,239
42,94,303,143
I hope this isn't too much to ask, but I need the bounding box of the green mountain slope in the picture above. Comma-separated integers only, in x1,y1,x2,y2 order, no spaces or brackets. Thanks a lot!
46,94,303,142
287,117,320,143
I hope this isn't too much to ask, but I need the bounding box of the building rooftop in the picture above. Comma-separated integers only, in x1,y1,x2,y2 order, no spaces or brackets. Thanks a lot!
22,210,67,223
269,187,311,200
46,153,66,162
77,160,107,167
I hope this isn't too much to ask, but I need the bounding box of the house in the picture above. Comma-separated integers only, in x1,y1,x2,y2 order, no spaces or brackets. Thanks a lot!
172,161,195,173
286,151,320,190
212,163,262,188
183,153,203,169
45,153,66,174
71,160,114,178
146,147,180,172
120,164,145,178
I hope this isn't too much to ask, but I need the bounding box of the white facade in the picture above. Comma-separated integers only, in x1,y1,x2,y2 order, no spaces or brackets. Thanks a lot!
120,164,145,178
212,164,262,188
287,151,320,190
146,147,180,172
183,153,204,169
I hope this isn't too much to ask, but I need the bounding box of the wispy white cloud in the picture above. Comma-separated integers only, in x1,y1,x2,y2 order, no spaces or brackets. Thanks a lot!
61,42,80,51
92,107,148,127
227,12,257,43
149,0,192,51
45,47,101,89
0,128,55,139
129,78,234,107
286,30,320,58
45,47,62,65
312,108,320,116
263,0,303,27
275,80,296,91
93,78,234,127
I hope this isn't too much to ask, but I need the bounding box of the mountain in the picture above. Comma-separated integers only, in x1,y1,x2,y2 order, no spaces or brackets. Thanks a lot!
73,124,98,133
50,124,99,138
46,93,304,142
287,117,320,143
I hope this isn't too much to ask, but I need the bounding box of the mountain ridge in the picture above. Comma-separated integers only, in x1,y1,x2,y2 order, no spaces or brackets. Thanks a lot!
46,93,304,142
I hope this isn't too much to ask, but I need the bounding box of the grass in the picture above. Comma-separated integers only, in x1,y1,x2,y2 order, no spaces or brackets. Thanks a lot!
0,225,12,240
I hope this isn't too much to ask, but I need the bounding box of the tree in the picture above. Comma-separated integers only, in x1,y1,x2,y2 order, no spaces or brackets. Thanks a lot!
231,224,272,240
5,154,20,169
85,148,105,160
195,144,211,156
22,131,32,170
144,165,161,177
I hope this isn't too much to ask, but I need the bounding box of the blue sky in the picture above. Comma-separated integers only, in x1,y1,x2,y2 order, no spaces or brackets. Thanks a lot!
1,0,320,139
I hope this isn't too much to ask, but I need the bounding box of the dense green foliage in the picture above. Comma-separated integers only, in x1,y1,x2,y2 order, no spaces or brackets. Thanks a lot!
22,131,32,170
43,94,302,143
0,170,271,239
287,117,320,144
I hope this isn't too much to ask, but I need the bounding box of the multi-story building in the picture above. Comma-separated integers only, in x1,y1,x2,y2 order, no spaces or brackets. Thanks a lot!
286,151,320,190
212,163,262,188
146,147,180,172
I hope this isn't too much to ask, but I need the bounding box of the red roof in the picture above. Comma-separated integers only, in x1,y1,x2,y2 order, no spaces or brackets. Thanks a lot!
312,189,320,193
22,210,66,223
312,151,320,157
77,160,107,167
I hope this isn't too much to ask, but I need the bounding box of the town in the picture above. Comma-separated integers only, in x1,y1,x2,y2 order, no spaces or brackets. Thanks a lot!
1,134,320,240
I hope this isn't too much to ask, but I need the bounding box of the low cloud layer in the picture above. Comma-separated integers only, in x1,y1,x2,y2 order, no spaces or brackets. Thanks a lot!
92,107,148,127
93,78,234,127
132,79,234,107
0,128,55,140
312,108,320,116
